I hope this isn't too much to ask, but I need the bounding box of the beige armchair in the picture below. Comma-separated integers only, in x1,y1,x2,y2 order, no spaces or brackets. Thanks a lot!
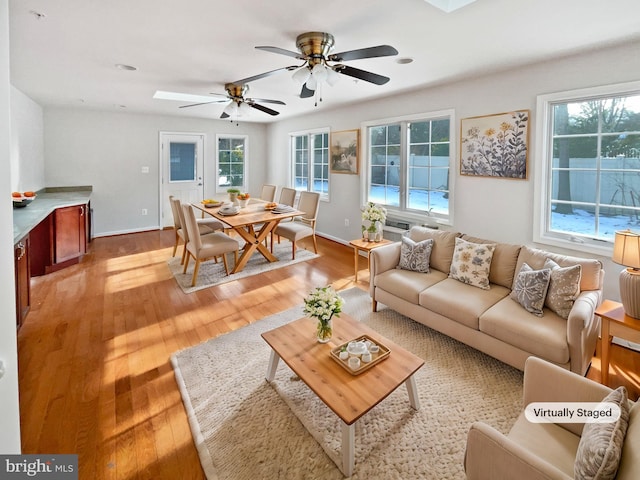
181,204,240,286
465,356,639,480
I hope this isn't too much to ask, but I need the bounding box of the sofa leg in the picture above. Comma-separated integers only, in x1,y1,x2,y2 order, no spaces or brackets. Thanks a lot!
372,299,378,312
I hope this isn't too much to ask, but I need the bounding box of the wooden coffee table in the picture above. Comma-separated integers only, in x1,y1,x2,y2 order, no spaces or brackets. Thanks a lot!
261,313,424,476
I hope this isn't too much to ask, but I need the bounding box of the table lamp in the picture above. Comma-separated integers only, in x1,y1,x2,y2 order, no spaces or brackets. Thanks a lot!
612,229,640,318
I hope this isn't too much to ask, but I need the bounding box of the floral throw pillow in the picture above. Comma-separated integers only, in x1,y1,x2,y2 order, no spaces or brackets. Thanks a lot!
397,237,433,273
448,238,495,290
510,263,552,316
543,258,582,319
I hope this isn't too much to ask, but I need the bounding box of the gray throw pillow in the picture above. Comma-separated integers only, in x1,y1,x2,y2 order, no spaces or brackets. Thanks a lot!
544,258,582,319
574,386,630,480
510,263,551,316
398,237,433,273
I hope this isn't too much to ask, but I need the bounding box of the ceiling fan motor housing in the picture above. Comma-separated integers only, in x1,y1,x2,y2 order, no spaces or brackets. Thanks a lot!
224,83,248,100
296,32,335,67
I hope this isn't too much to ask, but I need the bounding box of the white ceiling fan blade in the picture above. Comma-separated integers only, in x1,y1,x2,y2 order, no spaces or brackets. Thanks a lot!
153,90,225,104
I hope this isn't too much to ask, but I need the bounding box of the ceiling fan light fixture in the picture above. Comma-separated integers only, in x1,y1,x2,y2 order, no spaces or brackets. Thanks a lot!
326,67,340,86
223,101,238,117
306,75,317,91
311,63,328,82
238,102,252,117
424,0,477,13
292,67,311,84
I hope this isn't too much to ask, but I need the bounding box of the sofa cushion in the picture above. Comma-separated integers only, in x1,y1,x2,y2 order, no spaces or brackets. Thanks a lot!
420,278,510,329
449,237,495,290
462,235,522,289
407,227,460,273
515,245,601,292
574,386,630,480
398,237,433,273
479,297,570,364
544,258,582,319
510,263,552,317
375,268,448,305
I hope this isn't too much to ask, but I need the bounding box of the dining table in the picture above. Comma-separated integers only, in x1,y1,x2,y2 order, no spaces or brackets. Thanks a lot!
191,199,302,274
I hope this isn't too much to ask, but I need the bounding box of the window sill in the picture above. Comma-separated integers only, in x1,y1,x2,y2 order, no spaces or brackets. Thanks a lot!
534,233,612,258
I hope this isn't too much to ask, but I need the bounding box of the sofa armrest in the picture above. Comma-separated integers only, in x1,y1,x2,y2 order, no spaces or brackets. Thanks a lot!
369,242,401,296
523,356,613,436
566,288,602,375
465,422,571,480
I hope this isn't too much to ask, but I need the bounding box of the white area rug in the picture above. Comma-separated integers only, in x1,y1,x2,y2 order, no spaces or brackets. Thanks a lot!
168,240,319,293
171,288,523,479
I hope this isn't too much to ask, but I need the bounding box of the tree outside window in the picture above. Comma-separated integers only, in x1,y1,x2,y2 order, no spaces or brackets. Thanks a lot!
549,93,640,242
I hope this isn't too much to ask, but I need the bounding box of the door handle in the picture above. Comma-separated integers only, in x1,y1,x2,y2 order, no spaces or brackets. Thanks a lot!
198,183,203,186
17,242,26,260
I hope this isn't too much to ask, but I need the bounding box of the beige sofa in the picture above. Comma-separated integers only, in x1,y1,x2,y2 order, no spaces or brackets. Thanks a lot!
465,356,639,479
369,227,604,375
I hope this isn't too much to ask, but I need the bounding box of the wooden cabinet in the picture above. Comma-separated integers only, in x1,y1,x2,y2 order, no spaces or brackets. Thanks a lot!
30,202,90,277
14,235,31,329
54,204,87,264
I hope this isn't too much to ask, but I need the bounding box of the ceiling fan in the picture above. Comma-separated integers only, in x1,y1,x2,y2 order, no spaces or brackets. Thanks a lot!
153,83,285,119
237,32,399,103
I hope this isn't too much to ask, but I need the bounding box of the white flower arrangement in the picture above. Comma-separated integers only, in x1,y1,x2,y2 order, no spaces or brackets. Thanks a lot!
303,286,344,324
362,202,387,224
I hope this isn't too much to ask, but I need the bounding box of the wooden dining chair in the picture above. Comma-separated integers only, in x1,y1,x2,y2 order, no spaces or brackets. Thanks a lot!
271,187,298,241
181,204,241,286
171,196,226,264
271,191,320,259
260,184,277,202
278,187,297,207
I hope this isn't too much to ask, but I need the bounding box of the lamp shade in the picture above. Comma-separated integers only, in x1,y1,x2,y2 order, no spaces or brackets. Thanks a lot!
612,230,640,269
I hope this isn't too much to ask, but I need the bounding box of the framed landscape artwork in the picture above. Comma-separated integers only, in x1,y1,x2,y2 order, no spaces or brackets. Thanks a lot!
460,110,530,179
330,129,359,175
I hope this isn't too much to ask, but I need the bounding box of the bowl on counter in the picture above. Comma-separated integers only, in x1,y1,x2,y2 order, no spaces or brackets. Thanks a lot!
12,195,36,208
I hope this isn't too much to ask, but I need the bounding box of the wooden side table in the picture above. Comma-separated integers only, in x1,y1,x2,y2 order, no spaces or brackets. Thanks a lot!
595,299,640,385
349,238,393,282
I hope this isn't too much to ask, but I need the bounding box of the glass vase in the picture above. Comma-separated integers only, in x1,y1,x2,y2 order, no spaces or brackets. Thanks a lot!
375,221,383,242
316,317,333,343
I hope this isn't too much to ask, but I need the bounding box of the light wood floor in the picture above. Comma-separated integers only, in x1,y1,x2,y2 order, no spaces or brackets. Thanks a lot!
17,229,640,480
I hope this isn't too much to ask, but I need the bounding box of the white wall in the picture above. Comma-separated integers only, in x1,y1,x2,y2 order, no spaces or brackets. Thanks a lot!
0,0,23,454
266,40,640,301
44,109,268,236
10,86,44,192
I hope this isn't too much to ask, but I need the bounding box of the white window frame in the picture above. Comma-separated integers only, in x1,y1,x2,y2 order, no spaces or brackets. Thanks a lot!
534,80,640,256
289,127,331,201
360,109,455,226
215,134,248,193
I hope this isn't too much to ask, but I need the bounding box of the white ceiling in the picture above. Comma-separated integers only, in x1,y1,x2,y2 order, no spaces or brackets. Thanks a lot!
9,0,640,123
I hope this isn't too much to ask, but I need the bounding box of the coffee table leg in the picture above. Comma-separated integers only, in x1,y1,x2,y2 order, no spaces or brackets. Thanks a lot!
341,421,355,477
265,350,281,382
405,375,420,410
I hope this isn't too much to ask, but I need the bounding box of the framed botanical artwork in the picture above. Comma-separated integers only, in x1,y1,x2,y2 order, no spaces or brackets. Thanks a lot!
460,110,530,179
330,129,359,175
